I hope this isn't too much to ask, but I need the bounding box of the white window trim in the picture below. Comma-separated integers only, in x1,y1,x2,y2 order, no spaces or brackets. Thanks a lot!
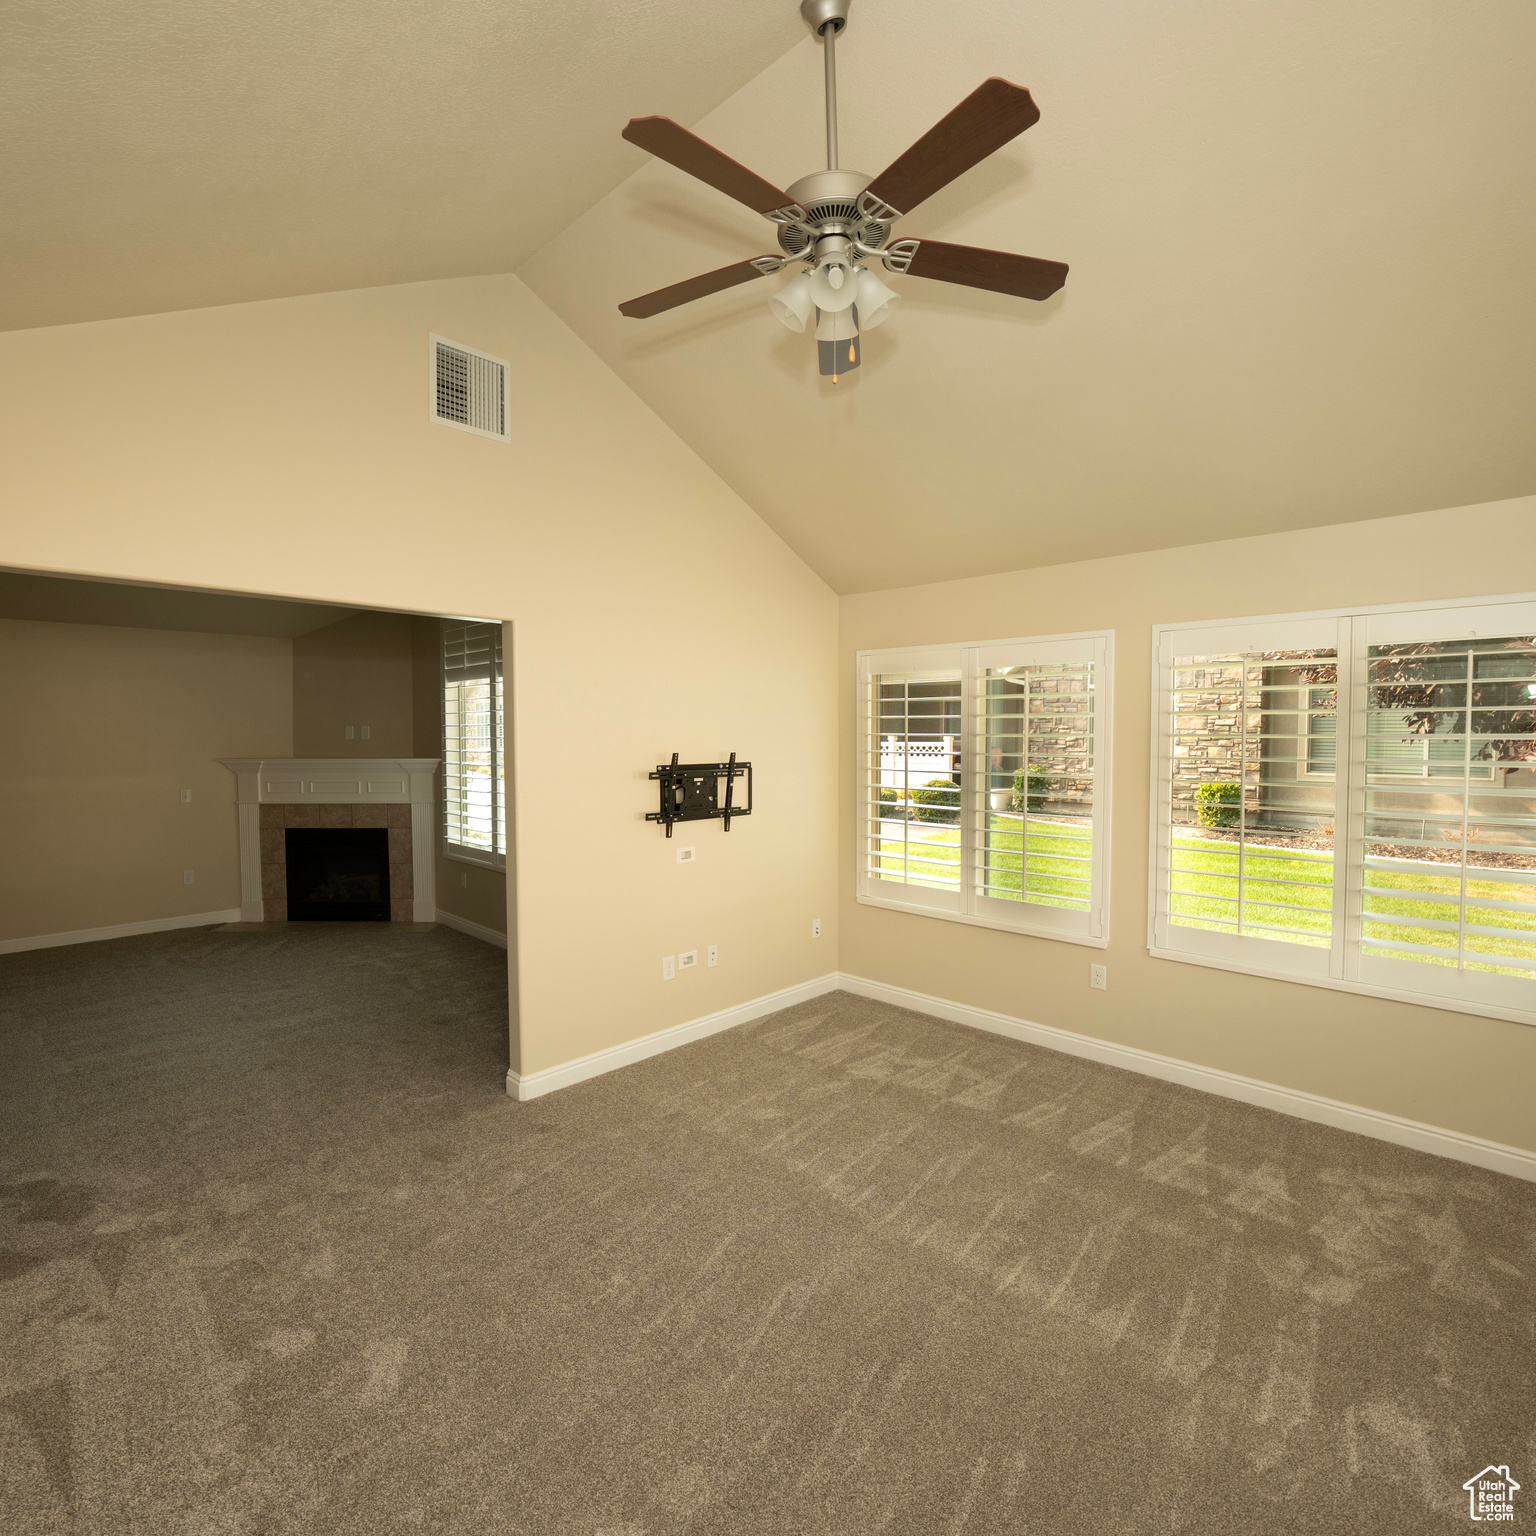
1147,591,1536,1029
444,844,502,871
856,630,1113,949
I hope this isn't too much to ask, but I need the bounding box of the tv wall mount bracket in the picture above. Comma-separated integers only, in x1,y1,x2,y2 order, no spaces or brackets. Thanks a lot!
647,752,753,837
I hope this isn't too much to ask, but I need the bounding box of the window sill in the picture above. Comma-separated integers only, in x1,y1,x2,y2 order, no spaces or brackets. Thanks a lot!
444,844,505,872
1147,945,1536,1029
857,892,1107,949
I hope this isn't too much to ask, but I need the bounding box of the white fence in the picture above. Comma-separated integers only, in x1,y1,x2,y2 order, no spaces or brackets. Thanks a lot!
880,736,956,790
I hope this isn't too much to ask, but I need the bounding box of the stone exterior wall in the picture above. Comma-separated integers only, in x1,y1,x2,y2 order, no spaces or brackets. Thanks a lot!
258,802,415,922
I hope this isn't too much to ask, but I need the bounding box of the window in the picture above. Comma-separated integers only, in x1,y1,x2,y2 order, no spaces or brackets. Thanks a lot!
442,621,505,868
858,632,1112,945
1151,598,1536,1024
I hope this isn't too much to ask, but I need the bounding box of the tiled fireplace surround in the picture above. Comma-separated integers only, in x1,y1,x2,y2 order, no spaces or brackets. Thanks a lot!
258,801,416,923
220,758,439,923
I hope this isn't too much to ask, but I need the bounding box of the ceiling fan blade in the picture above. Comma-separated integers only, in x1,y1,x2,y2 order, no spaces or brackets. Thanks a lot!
898,240,1068,301
863,79,1041,218
622,117,795,216
618,258,778,319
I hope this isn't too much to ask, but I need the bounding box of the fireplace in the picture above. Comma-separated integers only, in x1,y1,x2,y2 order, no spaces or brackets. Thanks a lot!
286,827,392,921
219,758,440,923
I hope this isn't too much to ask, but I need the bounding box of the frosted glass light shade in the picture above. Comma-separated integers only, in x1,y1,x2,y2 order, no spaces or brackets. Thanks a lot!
855,268,901,329
768,272,815,332
809,261,859,313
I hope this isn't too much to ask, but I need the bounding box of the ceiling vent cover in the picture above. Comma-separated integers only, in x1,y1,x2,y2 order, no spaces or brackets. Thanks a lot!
431,334,509,442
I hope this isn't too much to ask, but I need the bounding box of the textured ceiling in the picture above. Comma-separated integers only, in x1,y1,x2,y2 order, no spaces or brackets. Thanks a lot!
0,570,360,638
519,0,1536,593
0,0,802,331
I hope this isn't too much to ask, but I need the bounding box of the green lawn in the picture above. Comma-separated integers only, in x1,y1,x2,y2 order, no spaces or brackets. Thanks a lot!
1169,830,1536,975
875,816,1536,975
876,814,1091,910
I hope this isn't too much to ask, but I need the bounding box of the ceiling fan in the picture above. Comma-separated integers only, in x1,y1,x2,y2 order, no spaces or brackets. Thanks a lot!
617,0,1067,381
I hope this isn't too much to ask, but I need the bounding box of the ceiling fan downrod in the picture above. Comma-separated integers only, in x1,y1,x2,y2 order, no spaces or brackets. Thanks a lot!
801,0,850,171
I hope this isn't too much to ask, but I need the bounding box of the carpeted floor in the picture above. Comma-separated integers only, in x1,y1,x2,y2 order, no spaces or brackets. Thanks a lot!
1,926,1531,1534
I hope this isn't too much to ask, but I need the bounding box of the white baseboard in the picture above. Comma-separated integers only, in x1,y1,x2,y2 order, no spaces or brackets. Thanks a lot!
433,909,509,949
502,964,1535,1181
0,908,244,957
836,973,1536,1184
507,973,843,1102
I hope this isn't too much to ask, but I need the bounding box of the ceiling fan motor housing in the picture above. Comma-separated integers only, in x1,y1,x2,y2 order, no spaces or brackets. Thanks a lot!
777,169,889,258
800,0,850,36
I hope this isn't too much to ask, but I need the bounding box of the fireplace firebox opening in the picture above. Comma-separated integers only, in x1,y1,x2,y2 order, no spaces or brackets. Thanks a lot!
285,827,392,921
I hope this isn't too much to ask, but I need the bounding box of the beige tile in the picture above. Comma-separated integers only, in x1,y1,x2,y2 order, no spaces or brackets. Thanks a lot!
388,863,414,899
265,898,288,922
390,899,413,923
353,808,389,828
287,805,322,828
387,803,413,829
259,828,286,864
387,827,412,863
261,865,288,901
259,803,287,830
318,804,353,828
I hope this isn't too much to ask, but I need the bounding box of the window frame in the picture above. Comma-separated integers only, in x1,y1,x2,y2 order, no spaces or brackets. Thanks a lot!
856,630,1113,948
1148,592,1536,1028
441,620,507,872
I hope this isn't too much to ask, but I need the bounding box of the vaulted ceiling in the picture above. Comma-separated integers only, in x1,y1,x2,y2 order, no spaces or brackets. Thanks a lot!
4,0,1533,594
0,0,802,331
518,0,1536,591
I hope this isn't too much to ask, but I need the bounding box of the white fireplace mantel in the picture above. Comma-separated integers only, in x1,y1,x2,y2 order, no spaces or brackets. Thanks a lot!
219,757,440,923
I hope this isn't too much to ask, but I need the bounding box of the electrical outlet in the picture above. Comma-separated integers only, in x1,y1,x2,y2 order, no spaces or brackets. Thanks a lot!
361,725,371,740
812,917,821,939
676,846,696,864
183,870,195,885
661,956,675,981
679,949,698,971
180,788,192,804
1090,964,1107,991
707,944,718,968
345,725,355,740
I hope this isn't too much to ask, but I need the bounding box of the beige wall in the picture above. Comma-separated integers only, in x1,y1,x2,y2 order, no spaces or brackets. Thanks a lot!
0,618,292,942
292,610,416,756
0,273,839,1077
840,497,1536,1154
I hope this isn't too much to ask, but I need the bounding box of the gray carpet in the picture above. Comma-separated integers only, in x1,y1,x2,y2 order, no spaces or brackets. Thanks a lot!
1,927,1531,1534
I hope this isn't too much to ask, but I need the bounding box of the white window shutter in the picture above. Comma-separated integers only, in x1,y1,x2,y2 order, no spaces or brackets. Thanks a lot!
442,621,506,868
1152,597,1536,1025
857,632,1113,945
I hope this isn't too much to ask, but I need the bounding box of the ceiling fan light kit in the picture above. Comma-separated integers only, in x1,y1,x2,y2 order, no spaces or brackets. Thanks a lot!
618,0,1068,382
